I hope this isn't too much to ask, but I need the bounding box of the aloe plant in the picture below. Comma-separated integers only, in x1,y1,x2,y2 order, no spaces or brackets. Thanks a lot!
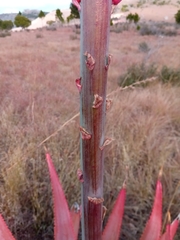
0,0,179,240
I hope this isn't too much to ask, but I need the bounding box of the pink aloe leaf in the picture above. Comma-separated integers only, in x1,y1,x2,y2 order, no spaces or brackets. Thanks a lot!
161,214,180,240
161,224,171,240
0,214,16,240
170,214,180,239
70,203,81,239
102,183,126,240
140,179,163,240
46,152,76,240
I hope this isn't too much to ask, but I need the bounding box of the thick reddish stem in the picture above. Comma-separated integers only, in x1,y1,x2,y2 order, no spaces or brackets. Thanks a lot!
80,1,111,239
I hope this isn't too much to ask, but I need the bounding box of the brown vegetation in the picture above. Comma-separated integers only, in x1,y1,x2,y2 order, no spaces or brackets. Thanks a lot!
0,26,180,239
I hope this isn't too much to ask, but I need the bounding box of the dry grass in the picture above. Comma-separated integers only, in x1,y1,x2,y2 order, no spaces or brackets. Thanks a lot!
0,26,180,239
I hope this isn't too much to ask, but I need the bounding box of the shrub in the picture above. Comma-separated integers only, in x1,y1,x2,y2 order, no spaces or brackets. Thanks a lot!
69,34,78,40
38,10,45,18
139,21,177,36
121,4,129,12
175,10,180,24
0,31,11,37
14,14,31,28
36,33,43,38
46,20,55,25
126,13,140,24
118,63,180,87
0,20,13,30
110,22,130,33
118,63,157,87
138,41,150,53
159,66,180,85
46,25,57,31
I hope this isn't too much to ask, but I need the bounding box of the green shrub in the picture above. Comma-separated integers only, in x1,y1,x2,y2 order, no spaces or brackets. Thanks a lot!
175,9,180,24
0,20,13,30
159,66,180,85
14,14,31,28
136,25,140,30
126,13,140,24
121,4,129,12
118,63,157,87
118,63,180,87
38,10,45,18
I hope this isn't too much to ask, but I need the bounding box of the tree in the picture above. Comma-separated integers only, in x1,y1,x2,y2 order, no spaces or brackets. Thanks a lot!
56,8,64,23
0,19,3,29
175,10,180,24
14,15,31,28
0,20,13,30
38,10,45,18
126,13,140,24
67,3,80,22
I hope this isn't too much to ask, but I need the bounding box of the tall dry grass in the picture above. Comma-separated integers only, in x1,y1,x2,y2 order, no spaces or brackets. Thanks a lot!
0,26,180,239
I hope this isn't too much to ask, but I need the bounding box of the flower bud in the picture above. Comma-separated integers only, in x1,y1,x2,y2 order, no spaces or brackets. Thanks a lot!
112,0,122,5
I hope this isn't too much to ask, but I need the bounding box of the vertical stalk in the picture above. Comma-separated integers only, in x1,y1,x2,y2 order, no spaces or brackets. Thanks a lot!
80,1,111,239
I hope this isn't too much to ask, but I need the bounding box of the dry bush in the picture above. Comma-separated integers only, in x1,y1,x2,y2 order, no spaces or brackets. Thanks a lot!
104,84,180,239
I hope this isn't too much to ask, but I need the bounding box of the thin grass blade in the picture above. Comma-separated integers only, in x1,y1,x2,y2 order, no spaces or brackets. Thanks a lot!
102,183,126,240
140,179,163,240
46,152,76,240
0,214,16,240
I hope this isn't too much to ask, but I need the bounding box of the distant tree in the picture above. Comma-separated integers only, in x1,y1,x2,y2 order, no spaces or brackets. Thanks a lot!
175,10,180,24
0,20,13,30
0,19,3,29
56,8,64,23
126,13,140,24
38,10,45,18
14,14,31,28
67,3,80,22
18,11,22,15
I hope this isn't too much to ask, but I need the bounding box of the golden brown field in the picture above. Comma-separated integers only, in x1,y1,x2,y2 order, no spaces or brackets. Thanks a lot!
0,24,180,239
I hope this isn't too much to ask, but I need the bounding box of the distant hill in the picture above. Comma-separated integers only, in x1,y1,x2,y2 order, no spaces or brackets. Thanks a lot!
0,9,48,22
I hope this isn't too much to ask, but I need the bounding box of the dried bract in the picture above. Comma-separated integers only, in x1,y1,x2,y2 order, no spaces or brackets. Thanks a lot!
106,98,113,111
84,51,95,71
75,77,82,93
88,197,104,205
79,126,92,140
77,169,84,183
92,94,103,109
100,138,114,150
105,54,112,70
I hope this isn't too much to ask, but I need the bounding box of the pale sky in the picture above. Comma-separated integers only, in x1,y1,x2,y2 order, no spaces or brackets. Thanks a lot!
0,0,72,14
